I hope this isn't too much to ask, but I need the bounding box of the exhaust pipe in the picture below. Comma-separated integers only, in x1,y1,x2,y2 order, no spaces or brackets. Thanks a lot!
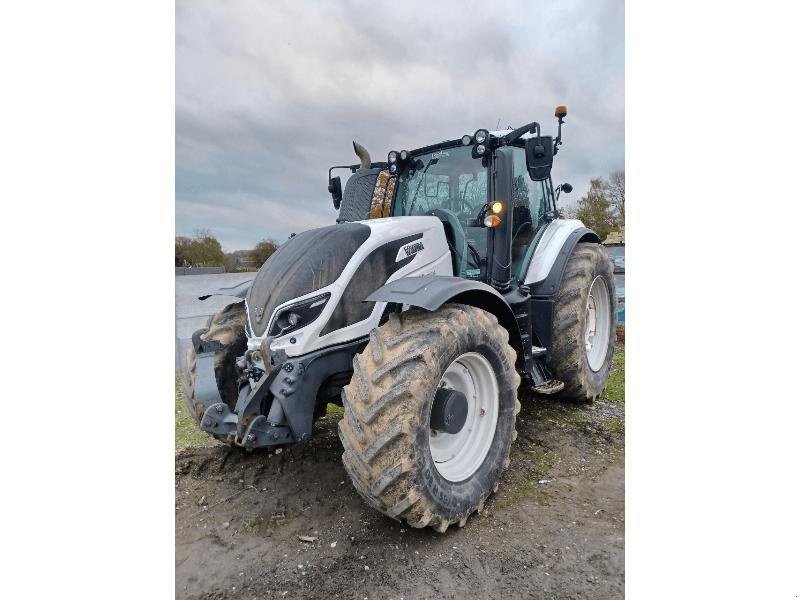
352,141,371,170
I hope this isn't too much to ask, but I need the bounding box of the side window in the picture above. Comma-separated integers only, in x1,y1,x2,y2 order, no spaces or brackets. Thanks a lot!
511,148,549,280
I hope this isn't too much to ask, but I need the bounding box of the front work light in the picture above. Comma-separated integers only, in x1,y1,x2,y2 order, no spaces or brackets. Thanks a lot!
474,129,489,144
399,150,409,161
461,134,472,145
475,144,486,156
484,214,501,227
388,151,398,164
389,163,398,174
490,201,503,214
269,293,331,337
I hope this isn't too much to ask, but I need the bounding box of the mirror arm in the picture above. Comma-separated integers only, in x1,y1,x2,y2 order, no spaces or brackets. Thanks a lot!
502,121,540,146
553,116,565,155
328,164,359,184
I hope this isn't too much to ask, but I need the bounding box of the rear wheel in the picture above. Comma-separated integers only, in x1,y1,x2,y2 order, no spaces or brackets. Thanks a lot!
547,243,617,401
338,304,521,532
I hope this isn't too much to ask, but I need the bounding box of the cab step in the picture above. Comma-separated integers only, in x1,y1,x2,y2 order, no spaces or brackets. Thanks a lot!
531,379,565,395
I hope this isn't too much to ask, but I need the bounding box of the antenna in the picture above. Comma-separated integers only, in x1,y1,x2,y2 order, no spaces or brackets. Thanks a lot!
496,118,501,129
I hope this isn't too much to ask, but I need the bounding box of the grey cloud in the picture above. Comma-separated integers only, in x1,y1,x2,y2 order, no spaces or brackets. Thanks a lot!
177,0,624,250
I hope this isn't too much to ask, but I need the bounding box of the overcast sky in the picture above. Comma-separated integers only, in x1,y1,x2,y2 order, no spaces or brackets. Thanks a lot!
176,0,624,251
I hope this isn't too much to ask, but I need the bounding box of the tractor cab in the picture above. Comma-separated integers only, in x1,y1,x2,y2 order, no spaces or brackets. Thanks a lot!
329,107,570,294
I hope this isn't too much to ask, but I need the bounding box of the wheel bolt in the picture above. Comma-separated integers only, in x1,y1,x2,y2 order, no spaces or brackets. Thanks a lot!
247,433,256,443
215,405,224,414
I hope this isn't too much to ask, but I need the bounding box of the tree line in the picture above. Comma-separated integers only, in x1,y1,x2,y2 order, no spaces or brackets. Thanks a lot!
563,171,625,242
175,229,278,272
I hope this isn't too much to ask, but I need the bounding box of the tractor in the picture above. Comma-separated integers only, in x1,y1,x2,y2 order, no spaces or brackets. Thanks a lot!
183,106,616,532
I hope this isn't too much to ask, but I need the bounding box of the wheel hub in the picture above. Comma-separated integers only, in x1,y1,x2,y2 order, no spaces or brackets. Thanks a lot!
429,352,499,482
430,388,468,434
584,275,611,372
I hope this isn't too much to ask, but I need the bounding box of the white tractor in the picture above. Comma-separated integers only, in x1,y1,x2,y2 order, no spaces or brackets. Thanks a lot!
183,106,616,531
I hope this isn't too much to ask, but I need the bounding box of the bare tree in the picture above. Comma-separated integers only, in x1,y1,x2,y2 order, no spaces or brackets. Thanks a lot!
604,171,625,224
576,178,616,241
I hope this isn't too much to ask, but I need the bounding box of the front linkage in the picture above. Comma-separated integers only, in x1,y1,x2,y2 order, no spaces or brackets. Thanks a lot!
191,334,366,450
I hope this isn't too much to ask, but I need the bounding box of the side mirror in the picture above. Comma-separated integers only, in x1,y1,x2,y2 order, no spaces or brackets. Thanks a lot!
525,135,554,181
328,176,342,209
561,183,573,194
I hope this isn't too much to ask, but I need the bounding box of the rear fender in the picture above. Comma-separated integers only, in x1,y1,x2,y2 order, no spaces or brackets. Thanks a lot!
523,219,600,296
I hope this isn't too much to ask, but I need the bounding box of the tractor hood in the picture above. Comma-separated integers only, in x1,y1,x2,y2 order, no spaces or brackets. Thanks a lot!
246,223,371,337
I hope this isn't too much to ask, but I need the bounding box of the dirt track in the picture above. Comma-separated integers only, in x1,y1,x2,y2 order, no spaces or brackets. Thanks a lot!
176,360,624,600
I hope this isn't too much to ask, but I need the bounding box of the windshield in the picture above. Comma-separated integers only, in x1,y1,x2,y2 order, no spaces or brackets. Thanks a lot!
393,146,488,279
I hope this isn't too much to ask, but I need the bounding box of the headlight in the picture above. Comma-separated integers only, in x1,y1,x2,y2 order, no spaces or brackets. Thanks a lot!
475,144,486,156
474,129,489,144
388,151,398,164
269,293,331,337
389,163,398,174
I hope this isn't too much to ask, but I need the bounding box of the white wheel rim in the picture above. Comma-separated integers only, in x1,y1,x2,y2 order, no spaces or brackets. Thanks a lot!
585,276,611,371
429,352,499,482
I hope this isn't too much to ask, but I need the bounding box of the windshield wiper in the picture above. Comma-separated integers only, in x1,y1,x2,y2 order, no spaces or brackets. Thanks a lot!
407,157,438,215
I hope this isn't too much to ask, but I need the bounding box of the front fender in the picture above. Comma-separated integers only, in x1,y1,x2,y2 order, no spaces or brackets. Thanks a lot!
365,275,524,365
197,278,253,301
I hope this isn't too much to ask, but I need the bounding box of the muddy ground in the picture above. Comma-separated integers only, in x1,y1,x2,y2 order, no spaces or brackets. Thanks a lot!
175,351,624,600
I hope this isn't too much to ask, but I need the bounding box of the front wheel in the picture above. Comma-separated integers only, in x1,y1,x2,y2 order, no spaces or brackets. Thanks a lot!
338,304,521,532
184,301,247,441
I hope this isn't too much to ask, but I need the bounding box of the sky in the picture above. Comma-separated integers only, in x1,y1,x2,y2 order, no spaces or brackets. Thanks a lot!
176,0,624,251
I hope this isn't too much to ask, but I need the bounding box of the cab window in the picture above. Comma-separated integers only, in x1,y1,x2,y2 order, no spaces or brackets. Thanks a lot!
510,147,549,281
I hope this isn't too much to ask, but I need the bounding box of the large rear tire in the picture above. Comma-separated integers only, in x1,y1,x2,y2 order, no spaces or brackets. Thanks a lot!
184,301,247,438
547,243,617,401
338,304,521,532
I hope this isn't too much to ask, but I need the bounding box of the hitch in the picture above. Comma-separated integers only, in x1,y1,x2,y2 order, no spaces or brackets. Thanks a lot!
201,402,293,449
198,354,296,449
194,337,367,450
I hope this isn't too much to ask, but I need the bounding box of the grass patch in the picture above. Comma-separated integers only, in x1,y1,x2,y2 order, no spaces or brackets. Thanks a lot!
528,447,559,476
551,406,587,428
601,347,625,403
326,403,344,417
498,447,558,509
175,372,215,451
603,418,625,435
